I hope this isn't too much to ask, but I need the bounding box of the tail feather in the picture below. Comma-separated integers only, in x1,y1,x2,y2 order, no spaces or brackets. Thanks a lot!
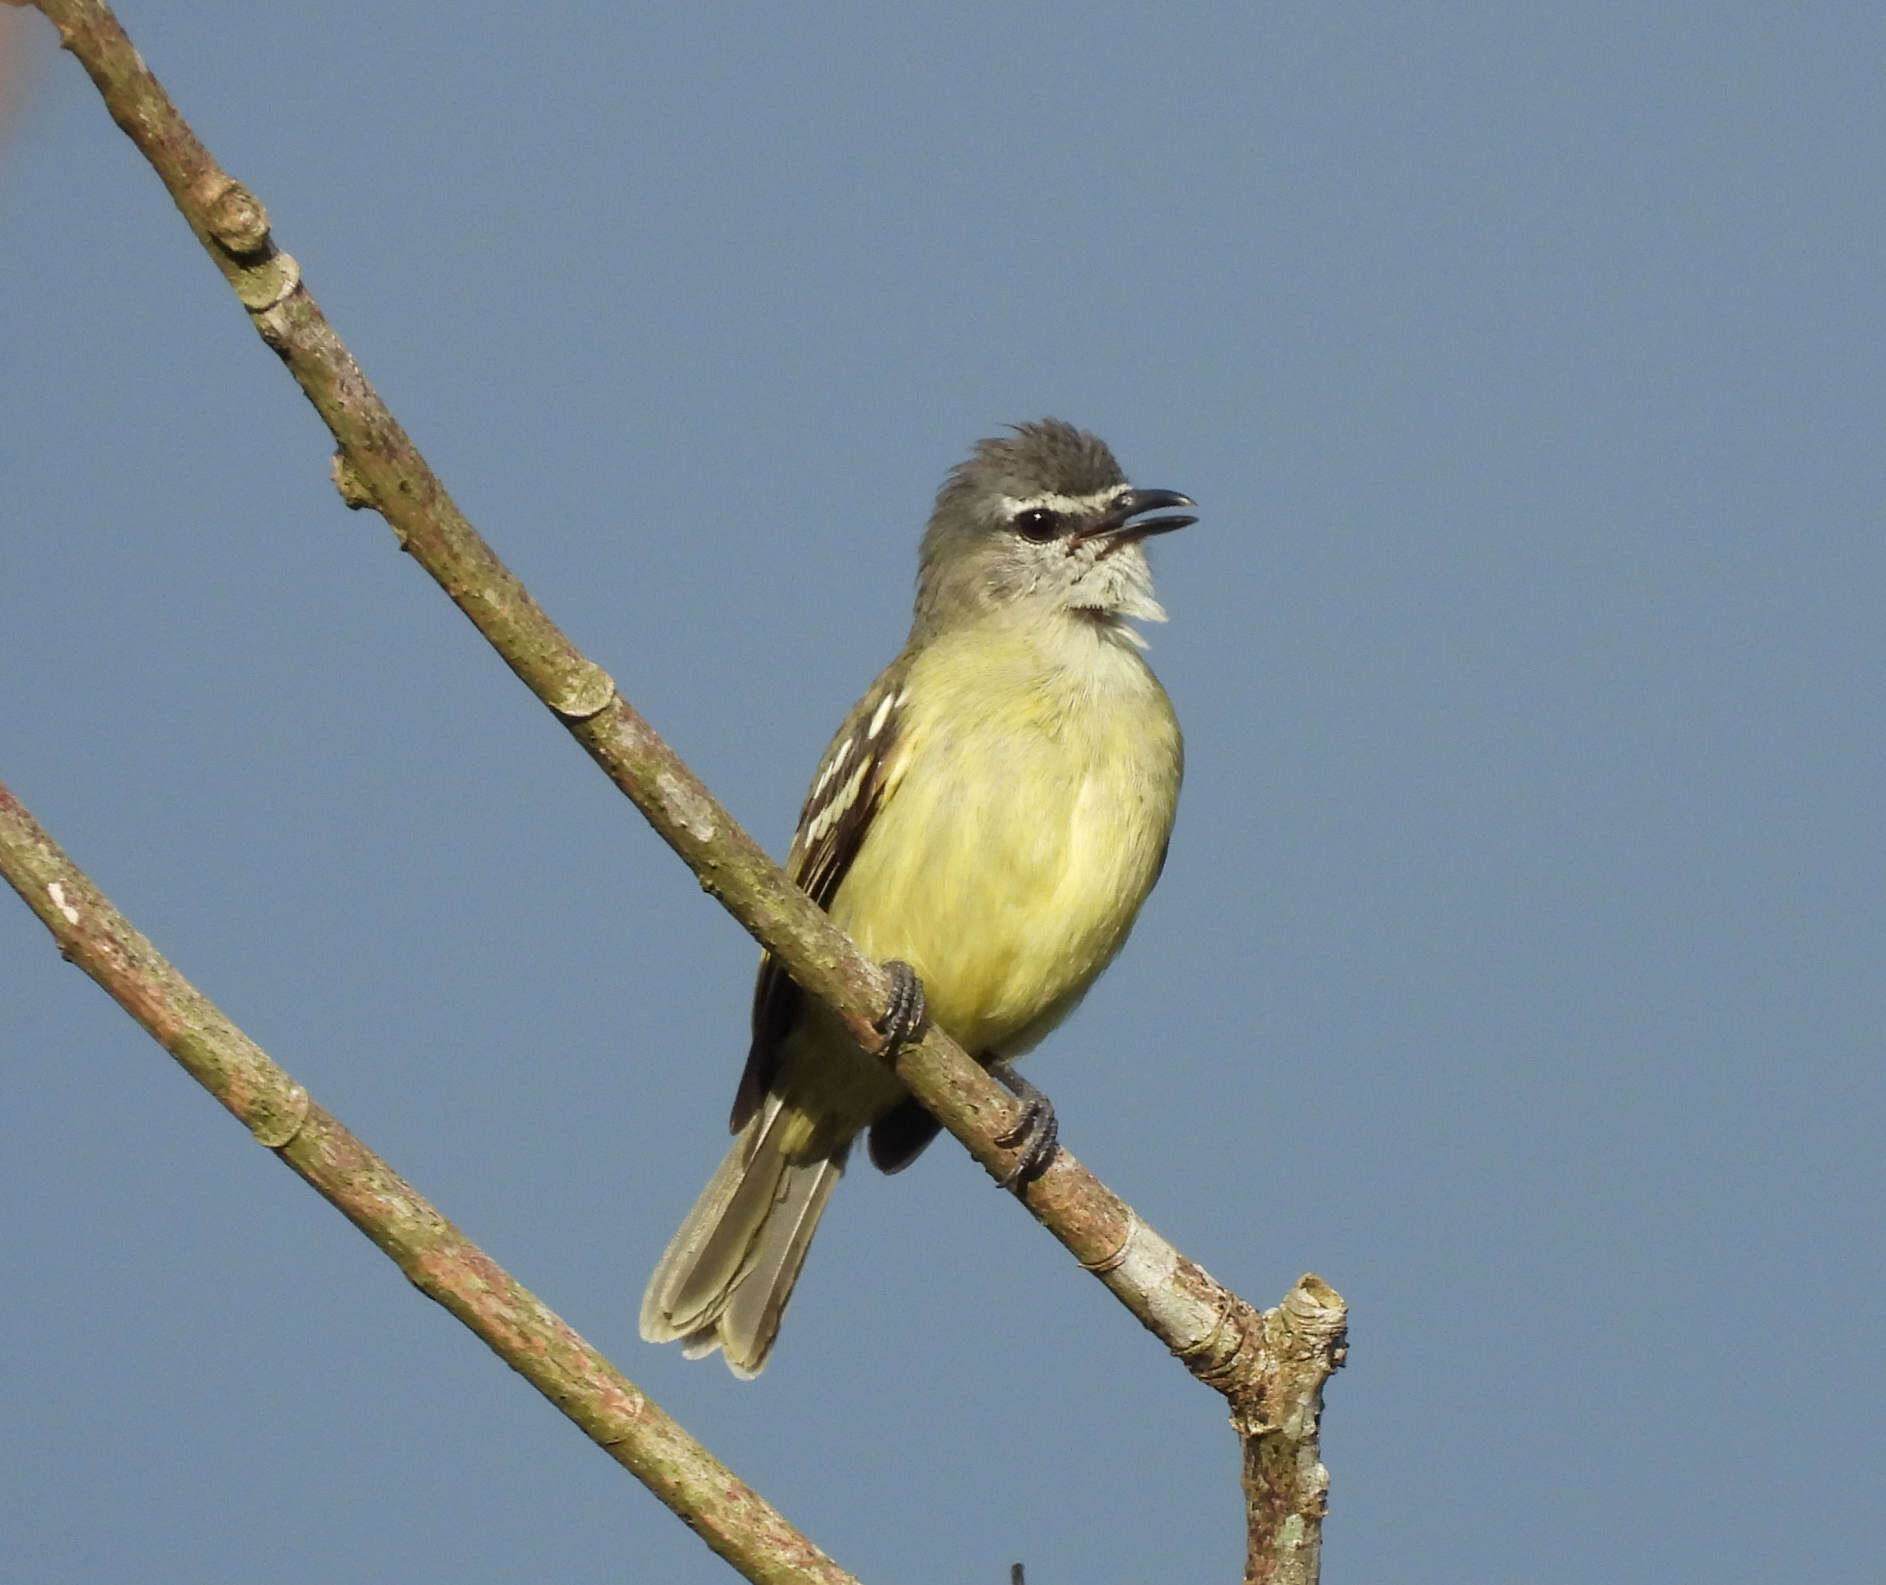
640,1099,845,1378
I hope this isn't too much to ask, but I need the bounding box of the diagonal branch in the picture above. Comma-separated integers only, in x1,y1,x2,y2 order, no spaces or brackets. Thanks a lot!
21,3,1346,1580
0,777,854,1585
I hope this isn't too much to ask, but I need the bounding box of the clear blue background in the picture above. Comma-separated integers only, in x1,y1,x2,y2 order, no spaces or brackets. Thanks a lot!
3,5,1881,1582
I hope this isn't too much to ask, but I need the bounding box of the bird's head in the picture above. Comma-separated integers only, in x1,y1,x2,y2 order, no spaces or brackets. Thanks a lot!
914,418,1195,644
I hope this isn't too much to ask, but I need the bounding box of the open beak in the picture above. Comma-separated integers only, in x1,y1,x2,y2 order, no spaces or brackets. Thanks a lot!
1068,487,1198,550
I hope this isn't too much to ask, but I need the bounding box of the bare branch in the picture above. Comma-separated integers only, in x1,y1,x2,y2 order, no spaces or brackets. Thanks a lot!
0,778,856,1585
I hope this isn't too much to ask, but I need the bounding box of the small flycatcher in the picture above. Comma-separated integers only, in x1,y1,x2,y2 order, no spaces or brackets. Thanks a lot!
640,419,1194,1376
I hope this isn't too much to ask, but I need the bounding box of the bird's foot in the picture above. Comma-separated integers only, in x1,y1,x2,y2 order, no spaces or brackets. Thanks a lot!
873,959,927,1063
990,1062,1060,1189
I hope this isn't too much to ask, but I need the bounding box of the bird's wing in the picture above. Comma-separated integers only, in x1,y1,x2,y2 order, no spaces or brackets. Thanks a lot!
731,664,912,1131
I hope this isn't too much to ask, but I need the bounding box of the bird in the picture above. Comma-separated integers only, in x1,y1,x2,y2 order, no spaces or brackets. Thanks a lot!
639,418,1194,1376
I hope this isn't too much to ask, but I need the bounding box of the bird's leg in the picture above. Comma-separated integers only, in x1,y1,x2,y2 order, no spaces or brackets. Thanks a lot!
989,1061,1060,1189
873,959,927,1062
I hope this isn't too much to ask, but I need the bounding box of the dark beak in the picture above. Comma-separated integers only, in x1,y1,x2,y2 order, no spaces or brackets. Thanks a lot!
1069,487,1198,549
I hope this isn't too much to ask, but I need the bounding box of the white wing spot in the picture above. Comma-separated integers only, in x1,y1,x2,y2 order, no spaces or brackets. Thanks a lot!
812,741,848,799
805,761,869,846
868,692,896,738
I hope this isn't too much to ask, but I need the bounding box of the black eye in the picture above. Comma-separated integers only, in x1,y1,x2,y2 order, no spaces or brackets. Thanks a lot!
1012,507,1063,542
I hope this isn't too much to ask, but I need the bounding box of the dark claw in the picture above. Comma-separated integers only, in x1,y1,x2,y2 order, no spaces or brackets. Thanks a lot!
990,1062,1060,1189
873,959,927,1062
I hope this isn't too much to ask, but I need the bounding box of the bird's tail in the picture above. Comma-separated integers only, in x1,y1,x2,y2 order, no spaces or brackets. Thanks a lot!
638,1098,844,1378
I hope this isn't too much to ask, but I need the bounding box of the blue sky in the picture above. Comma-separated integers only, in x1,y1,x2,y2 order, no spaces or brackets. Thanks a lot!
3,4,1882,1582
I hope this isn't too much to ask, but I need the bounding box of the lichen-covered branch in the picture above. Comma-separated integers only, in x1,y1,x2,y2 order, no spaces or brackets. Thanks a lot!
1236,1277,1348,1585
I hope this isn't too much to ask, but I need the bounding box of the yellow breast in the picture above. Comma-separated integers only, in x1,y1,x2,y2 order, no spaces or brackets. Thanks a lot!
830,616,1181,1059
